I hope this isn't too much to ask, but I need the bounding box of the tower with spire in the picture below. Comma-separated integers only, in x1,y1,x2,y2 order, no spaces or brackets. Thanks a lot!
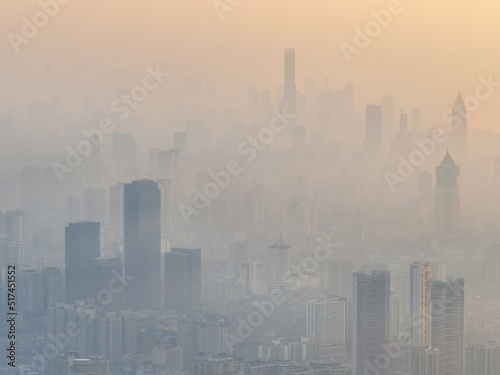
450,93,467,162
434,150,460,236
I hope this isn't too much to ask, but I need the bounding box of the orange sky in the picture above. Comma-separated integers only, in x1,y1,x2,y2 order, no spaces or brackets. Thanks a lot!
2,0,500,129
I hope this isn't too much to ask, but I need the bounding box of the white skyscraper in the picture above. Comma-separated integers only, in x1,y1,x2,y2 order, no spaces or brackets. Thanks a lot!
307,296,346,347
465,341,500,375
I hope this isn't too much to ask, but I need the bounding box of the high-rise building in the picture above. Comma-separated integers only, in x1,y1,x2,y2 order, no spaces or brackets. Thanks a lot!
164,247,201,312
465,341,500,375
90,257,124,311
434,151,460,236
0,210,27,266
410,262,430,349
390,293,401,341
352,270,390,375
306,296,346,347
284,48,296,115
450,93,467,162
158,179,172,241
124,179,161,309
153,346,183,371
65,222,100,303
268,236,290,282
427,277,465,375
42,267,65,310
18,269,44,313
411,346,439,375
85,188,106,224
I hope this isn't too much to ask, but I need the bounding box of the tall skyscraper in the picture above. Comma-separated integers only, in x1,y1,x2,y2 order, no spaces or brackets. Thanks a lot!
390,293,401,341
450,93,467,162
352,270,390,375
268,235,291,282
411,346,439,375
427,277,465,375
164,247,201,312
434,151,460,236
306,296,346,347
465,341,500,375
124,179,161,309
65,222,100,303
410,262,431,348
284,48,296,115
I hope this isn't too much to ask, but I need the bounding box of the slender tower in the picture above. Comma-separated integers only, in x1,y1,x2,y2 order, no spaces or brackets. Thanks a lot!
451,93,467,162
434,151,460,236
284,48,296,115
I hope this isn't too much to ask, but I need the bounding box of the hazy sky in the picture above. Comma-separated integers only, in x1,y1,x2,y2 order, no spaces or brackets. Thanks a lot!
2,0,500,129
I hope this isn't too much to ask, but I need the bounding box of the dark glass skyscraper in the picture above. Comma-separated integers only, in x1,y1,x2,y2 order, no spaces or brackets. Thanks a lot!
65,222,100,303
124,179,161,309
164,247,201,312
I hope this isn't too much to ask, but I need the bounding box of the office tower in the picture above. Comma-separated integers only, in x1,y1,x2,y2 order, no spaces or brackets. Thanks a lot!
158,179,172,241
42,267,65,310
65,222,100,303
352,270,390,375
465,341,500,375
164,247,201,312
427,277,465,375
109,183,124,244
124,179,161,309
434,151,460,236
411,346,439,375
381,95,394,143
450,93,467,162
306,296,346,347
85,188,106,224
18,269,44,313
284,48,296,115
178,315,200,368
191,354,240,375
410,262,430,348
197,315,233,356
412,108,421,133
268,235,291,282
364,104,383,153
112,132,137,183
90,257,124,311
327,258,353,298
390,293,401,341
153,346,183,371
485,244,500,283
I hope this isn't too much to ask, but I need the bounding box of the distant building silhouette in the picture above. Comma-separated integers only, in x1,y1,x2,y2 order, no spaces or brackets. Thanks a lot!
124,179,161,309
164,247,201,312
450,93,467,162
434,151,460,236
65,222,100,303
